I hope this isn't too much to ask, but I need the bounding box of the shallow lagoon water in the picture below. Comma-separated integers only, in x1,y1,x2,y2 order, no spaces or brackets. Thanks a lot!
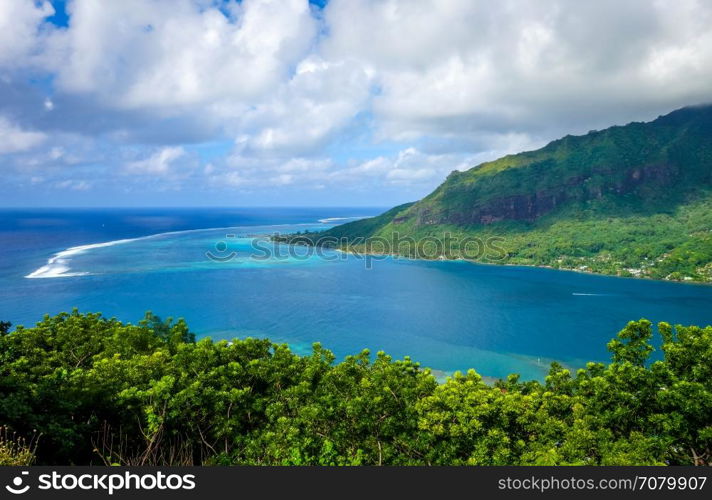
2,208,711,380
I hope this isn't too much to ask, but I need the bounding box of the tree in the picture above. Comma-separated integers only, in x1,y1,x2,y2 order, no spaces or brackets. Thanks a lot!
0,312,710,465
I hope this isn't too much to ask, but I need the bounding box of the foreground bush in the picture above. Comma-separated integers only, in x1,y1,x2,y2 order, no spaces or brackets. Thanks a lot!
0,310,710,465
0,427,36,466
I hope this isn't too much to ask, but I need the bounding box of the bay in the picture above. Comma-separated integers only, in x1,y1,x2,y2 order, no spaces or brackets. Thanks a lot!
2,207,711,381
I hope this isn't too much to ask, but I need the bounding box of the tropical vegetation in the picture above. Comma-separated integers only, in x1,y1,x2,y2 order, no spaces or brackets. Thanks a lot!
1,311,710,466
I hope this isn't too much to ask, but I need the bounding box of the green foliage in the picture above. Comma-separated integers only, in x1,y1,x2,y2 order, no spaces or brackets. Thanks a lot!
1,312,711,465
0,310,191,464
607,319,654,365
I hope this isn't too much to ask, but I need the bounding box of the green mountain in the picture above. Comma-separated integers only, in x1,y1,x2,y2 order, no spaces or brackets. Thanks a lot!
317,105,712,282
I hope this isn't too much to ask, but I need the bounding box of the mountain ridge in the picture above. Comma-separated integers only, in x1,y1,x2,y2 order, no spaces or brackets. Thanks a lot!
392,104,712,226
305,104,712,282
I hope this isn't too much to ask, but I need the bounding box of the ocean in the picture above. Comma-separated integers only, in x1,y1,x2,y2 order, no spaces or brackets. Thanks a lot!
2,207,712,380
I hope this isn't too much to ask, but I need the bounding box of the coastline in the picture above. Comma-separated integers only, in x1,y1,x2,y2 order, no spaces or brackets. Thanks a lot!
292,240,712,286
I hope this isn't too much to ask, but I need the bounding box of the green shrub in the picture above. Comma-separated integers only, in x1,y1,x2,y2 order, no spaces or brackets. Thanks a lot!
1,311,711,465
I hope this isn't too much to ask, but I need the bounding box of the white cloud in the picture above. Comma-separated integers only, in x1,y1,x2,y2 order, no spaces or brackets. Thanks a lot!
209,155,333,188
210,147,495,197
2,0,712,205
53,0,317,112
332,148,476,188
234,56,372,155
55,179,91,191
124,146,187,176
0,116,46,154
323,0,712,141
0,0,54,67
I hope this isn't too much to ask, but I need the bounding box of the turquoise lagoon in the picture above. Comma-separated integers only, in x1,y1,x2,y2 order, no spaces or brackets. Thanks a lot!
2,207,712,380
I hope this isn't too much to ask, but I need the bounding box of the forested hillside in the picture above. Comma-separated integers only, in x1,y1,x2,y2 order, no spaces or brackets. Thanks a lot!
306,105,712,282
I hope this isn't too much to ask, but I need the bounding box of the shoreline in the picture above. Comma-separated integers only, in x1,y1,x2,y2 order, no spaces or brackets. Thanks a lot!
281,239,712,286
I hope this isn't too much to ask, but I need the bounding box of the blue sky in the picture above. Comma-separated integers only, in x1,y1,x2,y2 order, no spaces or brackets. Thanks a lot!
1,0,711,207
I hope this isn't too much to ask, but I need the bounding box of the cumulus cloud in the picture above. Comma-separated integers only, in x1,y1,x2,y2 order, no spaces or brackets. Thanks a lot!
324,0,712,141
0,116,46,154
0,0,54,67
234,56,373,156
124,146,187,176
330,148,478,189
53,0,316,111
208,146,482,196
209,155,333,189
121,146,205,191
1,0,712,205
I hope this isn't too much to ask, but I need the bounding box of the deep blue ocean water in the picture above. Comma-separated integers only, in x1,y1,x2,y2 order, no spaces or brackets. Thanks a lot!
2,207,711,380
